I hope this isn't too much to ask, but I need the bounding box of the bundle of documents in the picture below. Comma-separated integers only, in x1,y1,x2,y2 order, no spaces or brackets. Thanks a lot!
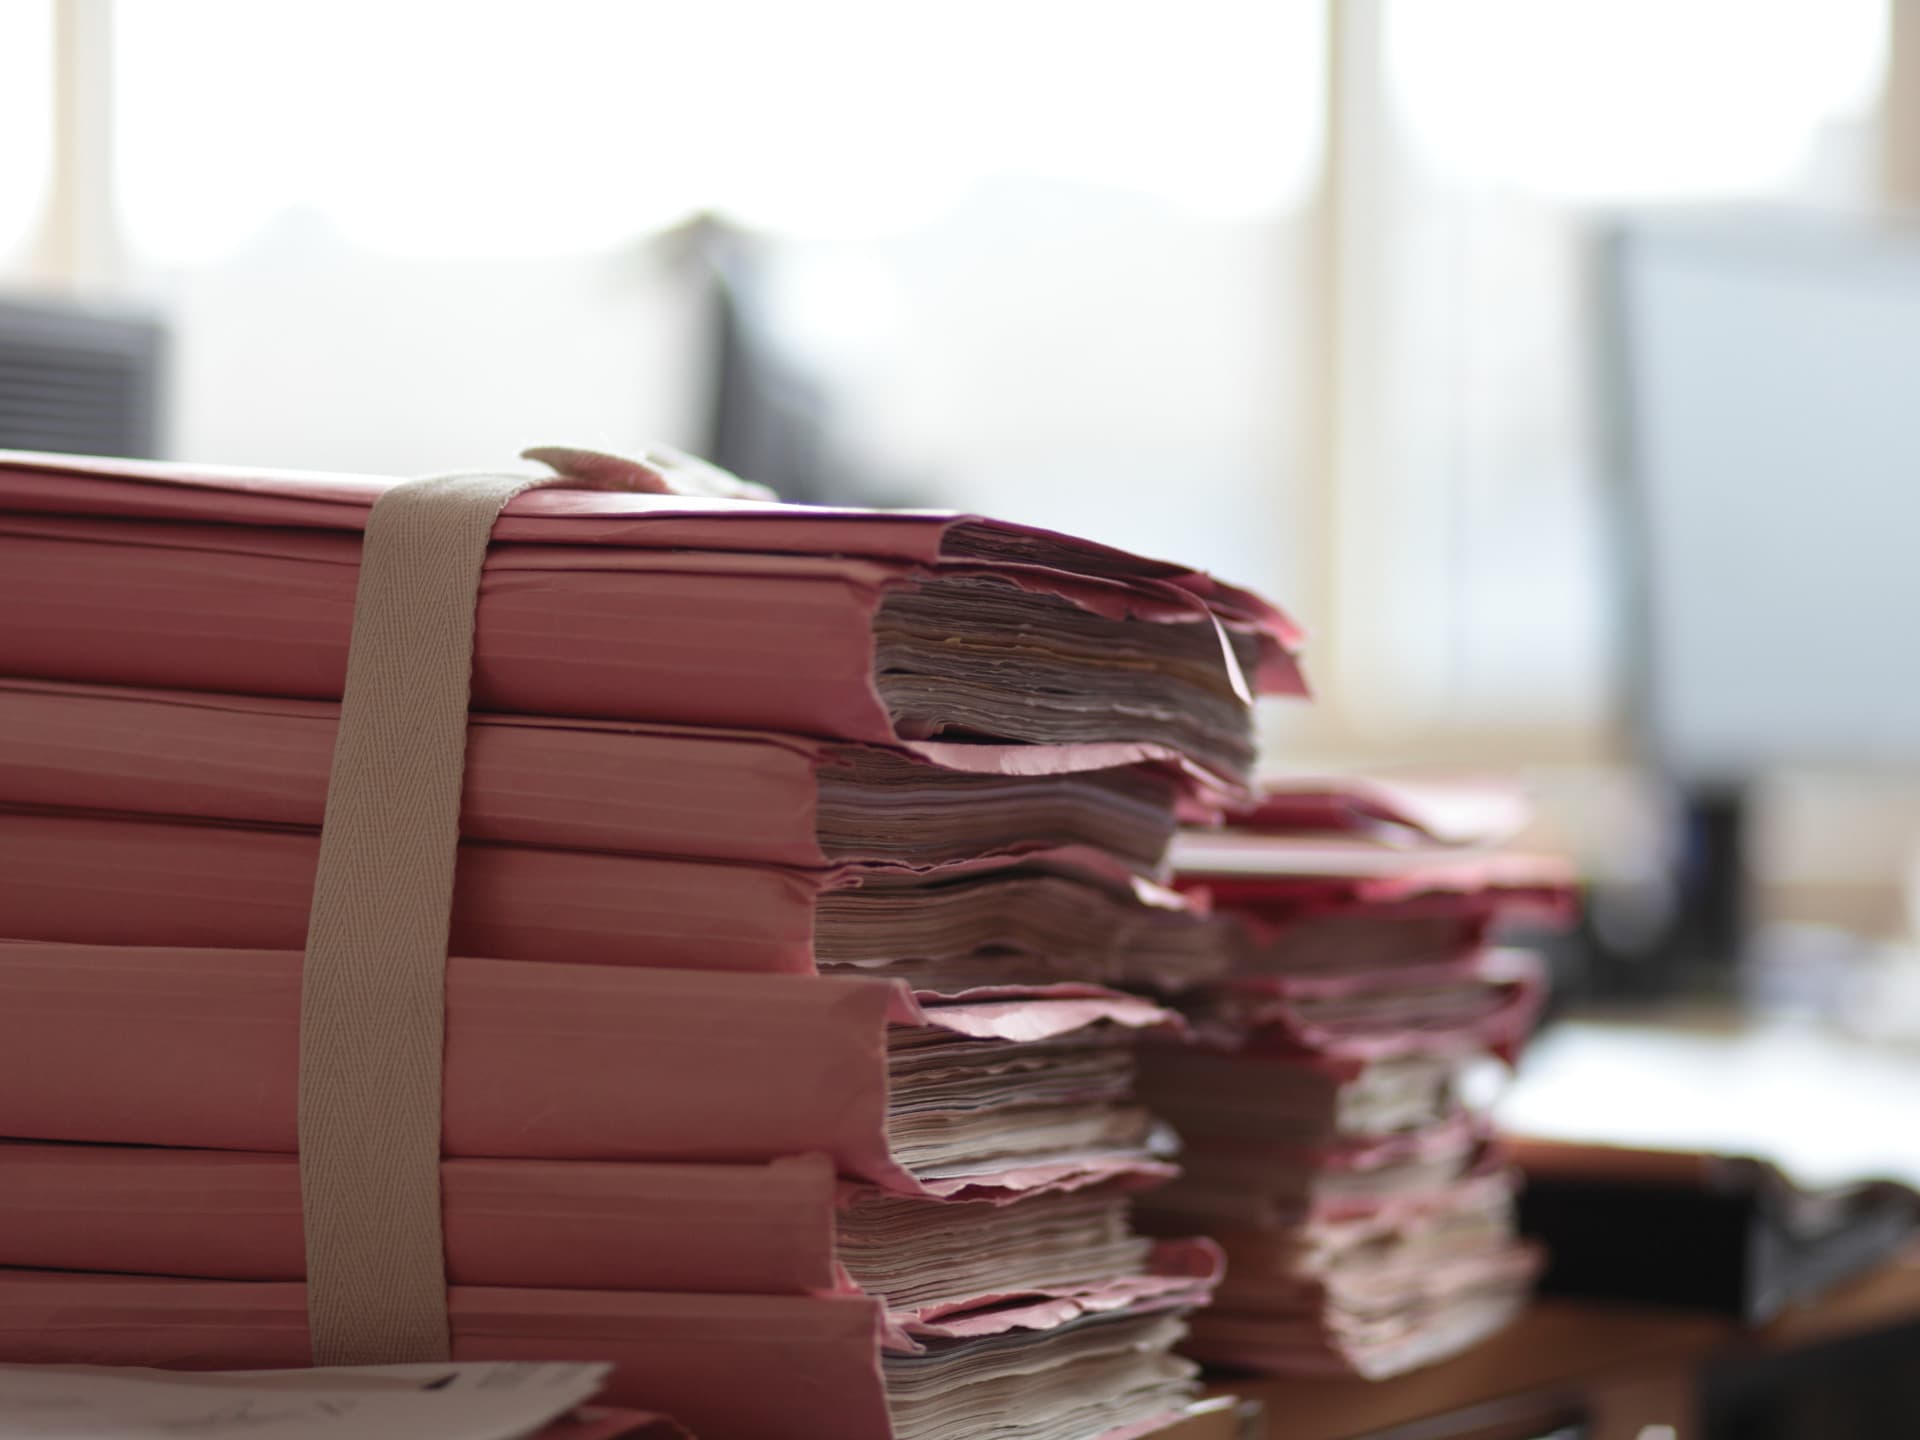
0,680,1187,874
0,809,1222,989
0,449,1304,1440
1134,777,1573,1379
0,453,1301,784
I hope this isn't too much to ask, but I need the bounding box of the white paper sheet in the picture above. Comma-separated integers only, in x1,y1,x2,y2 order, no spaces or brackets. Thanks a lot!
0,1360,609,1440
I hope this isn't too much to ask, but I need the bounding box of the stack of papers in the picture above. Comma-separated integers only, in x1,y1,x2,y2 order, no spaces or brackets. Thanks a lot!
0,450,1305,1440
0,680,1185,874
1134,778,1573,1379
0,454,1302,780
0,810,1217,988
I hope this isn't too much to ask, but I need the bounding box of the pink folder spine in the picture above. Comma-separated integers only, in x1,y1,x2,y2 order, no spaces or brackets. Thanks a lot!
0,1144,842,1293
0,1272,897,1440
0,943,1171,1198
0,680,835,866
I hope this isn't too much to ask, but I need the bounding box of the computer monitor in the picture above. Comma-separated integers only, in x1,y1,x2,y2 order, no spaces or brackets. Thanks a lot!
0,294,166,458
1600,211,1920,779
1595,211,1920,978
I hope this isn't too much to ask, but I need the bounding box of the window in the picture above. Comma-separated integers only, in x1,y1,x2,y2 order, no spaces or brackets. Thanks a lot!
105,1,1327,598
0,0,54,271
1324,0,1888,747
113,0,1322,261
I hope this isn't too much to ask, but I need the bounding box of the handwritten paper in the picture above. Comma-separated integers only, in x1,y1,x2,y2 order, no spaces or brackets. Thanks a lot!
0,1360,610,1440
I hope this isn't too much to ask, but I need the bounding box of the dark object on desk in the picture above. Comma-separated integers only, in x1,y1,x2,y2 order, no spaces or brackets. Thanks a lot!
1591,214,1920,995
0,295,165,458
1515,1140,1920,1324
1704,1313,1920,1440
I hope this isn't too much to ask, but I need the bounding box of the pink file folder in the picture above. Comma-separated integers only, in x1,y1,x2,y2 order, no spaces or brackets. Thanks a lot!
0,1275,898,1440
0,453,1303,789
0,1273,1214,1440
1198,949,1549,1063
0,678,1197,869
0,450,1294,647
0,1140,1212,1329
1171,839,1575,921
1228,774,1532,849
0,944,1172,1198
0,1147,845,1292
1138,1144,1521,1231
1176,1241,1540,1380
1144,1116,1496,1228
1168,843,1573,1002
0,809,1199,983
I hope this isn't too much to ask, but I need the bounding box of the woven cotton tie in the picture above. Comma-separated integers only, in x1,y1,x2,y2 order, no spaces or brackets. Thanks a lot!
297,448,769,1364
297,471,576,1364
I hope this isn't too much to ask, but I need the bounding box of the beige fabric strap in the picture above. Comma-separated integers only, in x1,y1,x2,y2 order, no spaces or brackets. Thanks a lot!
298,471,574,1365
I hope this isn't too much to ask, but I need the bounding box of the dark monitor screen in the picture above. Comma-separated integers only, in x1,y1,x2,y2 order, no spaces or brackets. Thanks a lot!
0,295,166,459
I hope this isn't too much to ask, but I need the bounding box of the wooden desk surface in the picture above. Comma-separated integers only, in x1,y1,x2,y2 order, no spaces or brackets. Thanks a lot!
1208,1246,1920,1440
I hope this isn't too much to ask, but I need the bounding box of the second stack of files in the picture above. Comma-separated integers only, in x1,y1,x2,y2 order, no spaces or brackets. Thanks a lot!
1135,775,1573,1379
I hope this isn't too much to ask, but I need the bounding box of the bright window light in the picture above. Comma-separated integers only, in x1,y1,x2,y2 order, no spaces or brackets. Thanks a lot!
114,0,1323,263
0,0,54,267
1385,0,1887,199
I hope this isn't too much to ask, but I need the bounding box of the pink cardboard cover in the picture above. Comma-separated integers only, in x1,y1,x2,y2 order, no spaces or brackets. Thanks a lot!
1173,837,1574,909
1137,1151,1519,1236
0,678,834,867
881,1239,1222,1348
0,1145,842,1293
1177,1239,1541,1380
0,449,1300,680
0,513,907,746
1217,949,1549,1064
0,1271,1211,1439
0,677,1220,858
0,1142,1210,1348
1231,774,1532,849
1172,1113,1484,1181
0,944,1172,1199
0,455,1303,781
1170,844,1577,959
0,1273,895,1440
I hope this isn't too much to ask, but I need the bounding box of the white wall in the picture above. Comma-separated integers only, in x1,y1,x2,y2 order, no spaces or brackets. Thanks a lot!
142,217,711,478
136,185,1311,606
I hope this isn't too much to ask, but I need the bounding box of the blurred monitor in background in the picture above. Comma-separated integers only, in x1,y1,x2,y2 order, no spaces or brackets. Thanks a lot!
1597,211,1920,983
0,296,166,459
671,213,894,509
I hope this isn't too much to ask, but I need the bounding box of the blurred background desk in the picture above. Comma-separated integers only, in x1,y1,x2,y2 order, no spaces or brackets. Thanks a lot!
1209,1245,1920,1440
1200,1004,1920,1440
1498,1010,1920,1194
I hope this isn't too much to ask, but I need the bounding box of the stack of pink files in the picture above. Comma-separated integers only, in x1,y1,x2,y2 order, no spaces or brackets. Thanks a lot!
1132,775,1575,1380
0,450,1308,1440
